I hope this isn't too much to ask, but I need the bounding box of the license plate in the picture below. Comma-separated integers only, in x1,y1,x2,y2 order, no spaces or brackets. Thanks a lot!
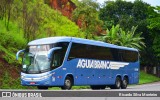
30,82,36,85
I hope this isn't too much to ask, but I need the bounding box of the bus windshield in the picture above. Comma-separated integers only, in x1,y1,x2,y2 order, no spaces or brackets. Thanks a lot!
22,42,69,74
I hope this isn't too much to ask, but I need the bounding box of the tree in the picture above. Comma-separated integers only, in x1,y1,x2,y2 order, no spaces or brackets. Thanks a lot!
99,0,160,70
100,25,120,44
99,0,133,30
147,6,160,66
72,0,102,39
0,0,14,30
23,0,42,41
99,0,152,47
99,0,150,31
98,24,145,50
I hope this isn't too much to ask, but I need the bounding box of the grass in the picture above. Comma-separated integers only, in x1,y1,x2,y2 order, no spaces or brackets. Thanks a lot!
49,86,90,90
139,71,160,84
0,72,36,89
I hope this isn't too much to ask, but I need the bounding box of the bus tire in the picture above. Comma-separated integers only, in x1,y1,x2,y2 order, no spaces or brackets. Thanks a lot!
121,77,128,89
110,77,121,89
37,86,48,89
61,76,73,90
90,85,106,90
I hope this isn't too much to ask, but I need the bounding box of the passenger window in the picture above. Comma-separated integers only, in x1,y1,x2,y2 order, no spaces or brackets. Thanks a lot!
68,43,138,62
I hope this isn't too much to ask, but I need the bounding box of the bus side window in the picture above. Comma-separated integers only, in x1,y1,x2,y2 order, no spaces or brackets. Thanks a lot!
123,50,138,62
118,50,124,62
52,50,63,68
68,43,86,60
111,48,119,61
52,51,58,66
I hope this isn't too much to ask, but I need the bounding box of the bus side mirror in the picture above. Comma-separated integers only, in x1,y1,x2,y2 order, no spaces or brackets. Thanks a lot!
16,49,25,60
48,47,62,60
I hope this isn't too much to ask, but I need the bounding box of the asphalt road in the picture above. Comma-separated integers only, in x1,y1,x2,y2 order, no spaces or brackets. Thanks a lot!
124,81,160,91
0,82,160,100
105,81,160,91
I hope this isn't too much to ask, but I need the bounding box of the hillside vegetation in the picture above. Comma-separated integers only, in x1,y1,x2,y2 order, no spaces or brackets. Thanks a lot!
0,0,84,88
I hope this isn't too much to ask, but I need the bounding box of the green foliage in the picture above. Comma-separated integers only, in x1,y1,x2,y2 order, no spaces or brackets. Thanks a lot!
99,0,160,67
72,86,90,89
145,6,160,66
0,72,18,89
0,19,26,65
118,26,145,49
0,72,35,89
0,20,26,49
72,0,103,39
0,46,19,65
71,0,79,5
11,0,84,41
49,86,90,90
98,24,145,50
139,71,160,84
0,0,85,89
99,0,150,31
153,36,160,57
99,25,120,44
0,0,14,30
100,0,133,29
0,0,85,69
0,72,13,89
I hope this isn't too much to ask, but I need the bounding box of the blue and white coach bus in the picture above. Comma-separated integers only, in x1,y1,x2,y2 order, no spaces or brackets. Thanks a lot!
16,37,139,90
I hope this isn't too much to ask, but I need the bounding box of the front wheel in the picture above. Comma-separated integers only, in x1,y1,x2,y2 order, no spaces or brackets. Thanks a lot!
61,76,73,90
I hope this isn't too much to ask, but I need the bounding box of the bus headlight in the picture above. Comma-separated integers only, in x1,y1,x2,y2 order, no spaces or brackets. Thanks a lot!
21,75,25,79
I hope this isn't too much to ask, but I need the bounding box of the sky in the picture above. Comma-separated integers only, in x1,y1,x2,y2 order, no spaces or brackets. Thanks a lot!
96,0,160,6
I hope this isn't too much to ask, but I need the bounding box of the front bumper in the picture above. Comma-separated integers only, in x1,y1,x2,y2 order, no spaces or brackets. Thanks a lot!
21,72,55,86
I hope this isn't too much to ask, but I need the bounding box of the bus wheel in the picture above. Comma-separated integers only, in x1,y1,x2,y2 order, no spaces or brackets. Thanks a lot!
37,86,48,90
121,77,128,89
90,85,106,90
110,77,121,89
61,76,73,90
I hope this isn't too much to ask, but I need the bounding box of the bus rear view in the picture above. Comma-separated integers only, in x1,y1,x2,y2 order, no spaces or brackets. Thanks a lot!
16,37,139,90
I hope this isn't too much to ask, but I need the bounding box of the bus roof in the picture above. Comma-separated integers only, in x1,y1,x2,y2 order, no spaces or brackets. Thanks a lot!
28,37,138,52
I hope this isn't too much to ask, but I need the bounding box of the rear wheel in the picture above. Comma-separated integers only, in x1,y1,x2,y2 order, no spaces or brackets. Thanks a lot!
90,85,106,90
110,77,121,89
61,76,73,90
37,86,48,90
121,77,128,89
